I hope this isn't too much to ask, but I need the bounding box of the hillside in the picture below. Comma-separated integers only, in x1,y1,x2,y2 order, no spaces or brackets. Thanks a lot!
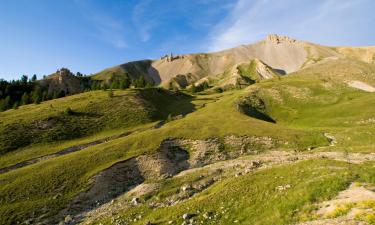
1,36,375,225
93,34,375,89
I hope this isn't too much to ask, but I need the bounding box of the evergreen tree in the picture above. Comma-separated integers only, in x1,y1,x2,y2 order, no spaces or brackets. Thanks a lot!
31,74,37,82
21,92,30,105
0,99,5,112
108,89,114,98
101,82,108,91
52,91,59,99
202,81,209,90
138,75,146,88
12,101,19,109
42,91,48,101
111,80,119,89
119,74,131,89
32,86,42,104
0,97,11,111
21,75,28,84
191,84,197,93
57,90,66,98
119,80,126,89
145,82,153,88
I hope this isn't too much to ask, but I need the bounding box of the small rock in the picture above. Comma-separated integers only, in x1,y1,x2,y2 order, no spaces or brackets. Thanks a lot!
131,197,139,205
251,160,262,168
64,215,73,224
181,184,192,192
53,193,62,200
183,213,193,220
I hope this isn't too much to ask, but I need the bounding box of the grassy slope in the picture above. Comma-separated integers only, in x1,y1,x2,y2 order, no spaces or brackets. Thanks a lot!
0,88,194,155
246,59,375,152
92,60,151,81
1,59,375,224
98,160,375,225
0,87,325,224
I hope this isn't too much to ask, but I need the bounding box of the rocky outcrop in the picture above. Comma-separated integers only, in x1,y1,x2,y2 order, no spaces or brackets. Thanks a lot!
40,68,83,95
266,34,297,44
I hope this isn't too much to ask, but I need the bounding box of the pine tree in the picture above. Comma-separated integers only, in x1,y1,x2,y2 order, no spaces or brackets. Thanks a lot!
111,80,119,89
145,82,153,88
202,81,209,90
21,75,28,84
32,86,42,104
12,101,19,109
191,84,197,93
0,99,5,112
108,88,114,98
119,80,126,89
42,91,48,101
57,90,66,98
52,91,59,99
101,82,108,91
138,75,146,88
21,92,29,105
31,74,37,82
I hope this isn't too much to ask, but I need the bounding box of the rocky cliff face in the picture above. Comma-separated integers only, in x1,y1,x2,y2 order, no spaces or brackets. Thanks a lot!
40,68,83,95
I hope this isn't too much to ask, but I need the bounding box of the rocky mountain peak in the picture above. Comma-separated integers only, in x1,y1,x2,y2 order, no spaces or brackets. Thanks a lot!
266,34,297,44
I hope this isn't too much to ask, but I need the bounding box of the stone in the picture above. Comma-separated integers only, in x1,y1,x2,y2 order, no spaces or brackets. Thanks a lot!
181,184,192,192
251,160,262,168
53,193,62,199
131,197,140,205
183,213,193,220
64,215,73,224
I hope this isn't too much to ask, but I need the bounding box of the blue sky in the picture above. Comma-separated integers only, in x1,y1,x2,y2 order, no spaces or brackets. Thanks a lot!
0,0,374,80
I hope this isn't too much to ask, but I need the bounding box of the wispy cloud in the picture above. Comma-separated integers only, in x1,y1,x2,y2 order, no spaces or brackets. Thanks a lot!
207,0,374,51
74,0,127,49
132,0,157,42
89,14,127,49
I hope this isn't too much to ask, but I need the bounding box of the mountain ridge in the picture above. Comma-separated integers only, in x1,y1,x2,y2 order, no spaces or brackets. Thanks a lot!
92,34,375,89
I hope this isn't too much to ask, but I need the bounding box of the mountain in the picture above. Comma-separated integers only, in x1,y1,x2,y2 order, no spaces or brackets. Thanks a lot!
92,34,375,89
1,35,375,225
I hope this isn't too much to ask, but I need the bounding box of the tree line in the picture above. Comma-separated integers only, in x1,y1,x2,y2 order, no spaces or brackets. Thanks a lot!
0,72,153,112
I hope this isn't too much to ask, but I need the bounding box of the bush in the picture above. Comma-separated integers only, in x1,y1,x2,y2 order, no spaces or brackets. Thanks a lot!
166,113,173,122
108,89,114,98
64,107,73,116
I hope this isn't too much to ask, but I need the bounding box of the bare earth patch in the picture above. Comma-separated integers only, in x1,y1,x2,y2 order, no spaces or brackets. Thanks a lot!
300,182,375,225
347,80,375,92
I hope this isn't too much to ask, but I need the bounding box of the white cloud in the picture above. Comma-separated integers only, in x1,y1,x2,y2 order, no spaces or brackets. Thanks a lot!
207,0,374,51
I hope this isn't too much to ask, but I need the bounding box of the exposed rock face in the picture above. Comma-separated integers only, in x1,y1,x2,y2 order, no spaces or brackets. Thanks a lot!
266,34,297,44
40,68,83,95
94,34,374,89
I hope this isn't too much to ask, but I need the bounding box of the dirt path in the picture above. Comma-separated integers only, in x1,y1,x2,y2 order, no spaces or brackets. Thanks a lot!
176,150,375,177
0,131,133,175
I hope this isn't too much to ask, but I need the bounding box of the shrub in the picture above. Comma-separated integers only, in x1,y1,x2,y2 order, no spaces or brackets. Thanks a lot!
108,89,114,98
64,107,73,116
